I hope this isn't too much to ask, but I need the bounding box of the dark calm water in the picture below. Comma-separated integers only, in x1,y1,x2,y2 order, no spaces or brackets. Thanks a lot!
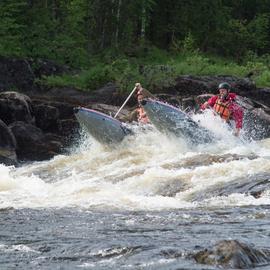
1,121,270,269
1,207,270,270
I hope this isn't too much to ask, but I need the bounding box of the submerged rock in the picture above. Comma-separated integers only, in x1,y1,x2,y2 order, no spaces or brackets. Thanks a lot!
193,240,270,269
157,154,257,197
191,172,270,201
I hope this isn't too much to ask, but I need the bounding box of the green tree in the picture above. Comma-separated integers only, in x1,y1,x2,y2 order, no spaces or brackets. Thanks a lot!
0,0,27,56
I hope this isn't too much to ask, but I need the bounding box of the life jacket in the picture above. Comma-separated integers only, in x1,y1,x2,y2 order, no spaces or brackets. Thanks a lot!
137,107,149,124
213,97,232,121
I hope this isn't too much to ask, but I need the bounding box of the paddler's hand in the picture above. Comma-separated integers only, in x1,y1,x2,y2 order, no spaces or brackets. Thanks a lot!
200,101,209,110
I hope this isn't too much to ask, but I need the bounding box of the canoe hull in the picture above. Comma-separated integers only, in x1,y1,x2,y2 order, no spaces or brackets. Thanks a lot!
74,107,128,144
141,99,215,144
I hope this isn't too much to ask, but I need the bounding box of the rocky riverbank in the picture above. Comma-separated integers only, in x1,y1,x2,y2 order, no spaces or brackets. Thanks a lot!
1,56,270,165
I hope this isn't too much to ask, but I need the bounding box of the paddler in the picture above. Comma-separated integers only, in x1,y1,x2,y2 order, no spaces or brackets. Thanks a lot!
135,83,154,124
136,92,150,124
200,82,243,136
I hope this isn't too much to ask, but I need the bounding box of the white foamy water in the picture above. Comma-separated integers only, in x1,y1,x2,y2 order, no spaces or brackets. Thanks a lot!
1,119,270,211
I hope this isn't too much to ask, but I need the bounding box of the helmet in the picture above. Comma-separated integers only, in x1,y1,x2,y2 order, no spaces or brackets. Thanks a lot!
218,82,231,91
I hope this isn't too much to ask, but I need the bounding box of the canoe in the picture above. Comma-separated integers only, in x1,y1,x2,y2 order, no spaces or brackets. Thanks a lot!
74,107,130,144
141,99,215,144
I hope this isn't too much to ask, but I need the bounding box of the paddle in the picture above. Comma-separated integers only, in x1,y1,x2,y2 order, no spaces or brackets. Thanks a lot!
114,85,138,118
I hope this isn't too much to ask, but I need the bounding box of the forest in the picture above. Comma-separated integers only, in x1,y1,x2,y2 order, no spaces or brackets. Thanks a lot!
1,0,270,91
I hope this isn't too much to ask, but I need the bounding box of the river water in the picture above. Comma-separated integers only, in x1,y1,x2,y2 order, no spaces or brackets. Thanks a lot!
1,113,270,269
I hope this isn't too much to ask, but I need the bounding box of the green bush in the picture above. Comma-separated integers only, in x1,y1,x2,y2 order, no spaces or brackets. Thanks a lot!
41,48,270,93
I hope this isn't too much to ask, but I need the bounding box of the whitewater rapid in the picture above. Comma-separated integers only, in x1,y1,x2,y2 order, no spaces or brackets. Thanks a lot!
1,112,270,211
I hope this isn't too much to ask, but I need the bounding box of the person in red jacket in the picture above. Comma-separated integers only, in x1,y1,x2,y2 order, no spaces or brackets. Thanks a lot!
201,82,243,136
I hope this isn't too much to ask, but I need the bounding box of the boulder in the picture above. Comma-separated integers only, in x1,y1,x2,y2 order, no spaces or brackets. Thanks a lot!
58,119,80,138
33,104,59,132
191,172,269,201
9,121,62,161
0,91,34,125
243,88,270,106
193,240,270,269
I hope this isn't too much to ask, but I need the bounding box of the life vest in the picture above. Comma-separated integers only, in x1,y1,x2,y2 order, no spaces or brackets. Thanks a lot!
213,98,231,121
137,107,149,124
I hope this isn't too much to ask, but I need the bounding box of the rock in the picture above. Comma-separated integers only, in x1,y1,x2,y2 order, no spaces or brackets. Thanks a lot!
32,99,75,120
193,240,270,269
33,104,59,132
0,91,34,125
0,119,17,165
9,121,62,161
58,119,80,138
243,88,270,106
235,96,270,140
88,103,131,121
174,75,256,97
43,87,94,105
90,83,118,104
191,172,270,201
46,101,75,119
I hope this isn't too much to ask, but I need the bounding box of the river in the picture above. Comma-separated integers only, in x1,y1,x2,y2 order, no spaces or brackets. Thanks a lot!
1,113,270,269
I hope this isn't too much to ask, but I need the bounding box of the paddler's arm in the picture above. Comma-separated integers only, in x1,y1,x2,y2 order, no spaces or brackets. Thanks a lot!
200,96,218,110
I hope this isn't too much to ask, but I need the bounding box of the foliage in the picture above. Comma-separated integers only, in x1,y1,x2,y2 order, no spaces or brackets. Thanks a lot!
2,0,270,63
2,0,270,90
0,1,27,56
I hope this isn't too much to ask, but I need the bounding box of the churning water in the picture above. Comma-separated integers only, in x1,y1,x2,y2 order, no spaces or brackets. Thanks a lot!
1,113,270,269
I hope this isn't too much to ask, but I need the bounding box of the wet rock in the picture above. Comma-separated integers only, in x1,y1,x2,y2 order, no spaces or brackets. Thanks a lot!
0,119,17,165
9,121,62,161
0,91,34,125
156,178,190,197
193,240,270,269
243,87,270,106
58,119,80,137
32,99,75,120
236,96,270,140
192,172,270,201
158,154,257,197
162,154,256,171
33,104,59,132
216,173,270,199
